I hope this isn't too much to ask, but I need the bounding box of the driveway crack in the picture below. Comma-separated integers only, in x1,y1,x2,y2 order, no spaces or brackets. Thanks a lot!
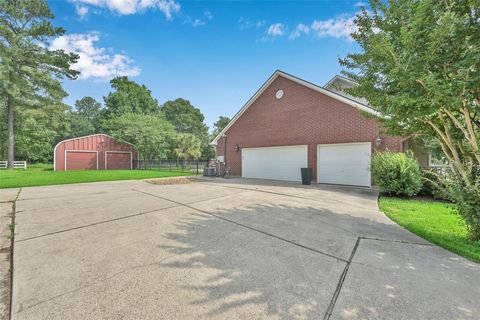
15,204,179,243
198,182,377,211
360,236,435,246
322,235,435,319
133,189,348,263
7,188,22,320
12,241,213,316
323,236,361,320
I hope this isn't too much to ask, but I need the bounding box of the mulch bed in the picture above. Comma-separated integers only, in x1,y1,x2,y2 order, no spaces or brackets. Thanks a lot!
145,176,210,185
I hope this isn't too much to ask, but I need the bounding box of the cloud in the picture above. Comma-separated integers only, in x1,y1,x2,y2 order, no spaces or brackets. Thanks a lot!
257,23,285,42
192,19,205,27
204,9,213,20
244,12,360,43
50,33,140,80
266,23,285,36
69,0,180,19
354,1,367,7
286,14,358,41
238,17,265,30
289,23,310,39
183,16,206,27
310,15,357,41
182,9,213,27
74,4,89,18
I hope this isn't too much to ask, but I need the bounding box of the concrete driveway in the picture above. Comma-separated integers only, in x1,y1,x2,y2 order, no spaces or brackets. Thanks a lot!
5,178,480,319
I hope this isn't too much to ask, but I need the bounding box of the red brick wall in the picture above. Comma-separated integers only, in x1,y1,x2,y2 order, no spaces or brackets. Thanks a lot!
215,75,403,181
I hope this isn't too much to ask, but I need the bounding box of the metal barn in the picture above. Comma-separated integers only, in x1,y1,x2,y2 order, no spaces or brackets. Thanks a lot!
54,134,138,171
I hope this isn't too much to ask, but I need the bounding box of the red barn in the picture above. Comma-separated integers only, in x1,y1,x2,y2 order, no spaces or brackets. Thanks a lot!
54,134,138,171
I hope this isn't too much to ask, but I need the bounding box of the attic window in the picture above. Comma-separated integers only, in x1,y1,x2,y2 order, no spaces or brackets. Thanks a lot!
275,89,284,99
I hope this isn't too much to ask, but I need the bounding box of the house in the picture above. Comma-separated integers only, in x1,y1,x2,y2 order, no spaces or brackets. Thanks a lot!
210,70,429,187
54,134,138,171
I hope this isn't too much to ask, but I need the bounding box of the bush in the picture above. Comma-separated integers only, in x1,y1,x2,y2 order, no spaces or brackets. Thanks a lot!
419,170,449,200
371,151,422,196
441,163,480,241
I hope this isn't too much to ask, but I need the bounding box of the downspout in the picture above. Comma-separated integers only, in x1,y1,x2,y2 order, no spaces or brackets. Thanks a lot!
222,134,227,176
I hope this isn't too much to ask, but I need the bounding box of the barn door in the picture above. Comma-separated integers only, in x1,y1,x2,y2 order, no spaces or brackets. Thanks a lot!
105,152,132,170
65,151,98,170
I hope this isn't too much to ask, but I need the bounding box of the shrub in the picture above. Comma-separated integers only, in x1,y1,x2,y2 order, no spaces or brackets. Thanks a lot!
371,151,422,196
419,170,449,200
441,163,480,241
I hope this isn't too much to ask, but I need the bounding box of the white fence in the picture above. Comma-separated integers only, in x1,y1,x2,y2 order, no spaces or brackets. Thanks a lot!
0,161,27,169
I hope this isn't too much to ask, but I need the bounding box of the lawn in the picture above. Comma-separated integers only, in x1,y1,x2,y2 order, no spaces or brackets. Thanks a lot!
379,197,480,263
0,163,193,189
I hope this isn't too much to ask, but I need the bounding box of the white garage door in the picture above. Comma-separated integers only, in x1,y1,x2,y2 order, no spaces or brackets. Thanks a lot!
242,145,308,182
317,142,371,187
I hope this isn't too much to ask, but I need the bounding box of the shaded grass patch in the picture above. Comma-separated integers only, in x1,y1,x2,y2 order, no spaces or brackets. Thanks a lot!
379,197,480,262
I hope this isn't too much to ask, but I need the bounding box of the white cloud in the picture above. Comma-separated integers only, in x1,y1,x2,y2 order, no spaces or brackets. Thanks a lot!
69,0,180,19
266,23,285,36
74,4,89,18
289,23,310,39
191,18,205,27
156,0,180,19
50,33,140,80
183,16,206,27
204,9,213,20
311,15,357,41
238,17,265,30
182,9,212,28
354,1,367,7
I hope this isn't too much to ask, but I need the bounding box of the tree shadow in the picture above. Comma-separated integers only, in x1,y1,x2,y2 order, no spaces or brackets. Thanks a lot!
155,200,435,319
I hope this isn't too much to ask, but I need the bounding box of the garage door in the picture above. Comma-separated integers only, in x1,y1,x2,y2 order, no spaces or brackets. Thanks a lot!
105,152,132,170
317,142,371,187
242,145,308,182
65,151,97,170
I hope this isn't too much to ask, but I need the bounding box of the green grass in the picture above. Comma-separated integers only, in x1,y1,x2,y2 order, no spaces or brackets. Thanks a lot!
0,163,192,189
379,197,480,263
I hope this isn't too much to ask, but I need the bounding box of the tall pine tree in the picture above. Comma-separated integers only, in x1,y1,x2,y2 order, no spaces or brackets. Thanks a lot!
0,0,78,167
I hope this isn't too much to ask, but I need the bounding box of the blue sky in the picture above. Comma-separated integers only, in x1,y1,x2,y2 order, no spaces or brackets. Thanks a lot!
48,0,366,129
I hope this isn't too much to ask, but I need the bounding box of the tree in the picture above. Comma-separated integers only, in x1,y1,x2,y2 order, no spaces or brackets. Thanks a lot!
340,0,480,239
0,102,70,162
74,96,102,131
103,113,175,160
211,116,231,137
0,0,78,167
162,98,209,136
68,96,103,137
204,115,231,161
174,133,202,168
103,77,160,118
162,98,210,159
67,112,95,138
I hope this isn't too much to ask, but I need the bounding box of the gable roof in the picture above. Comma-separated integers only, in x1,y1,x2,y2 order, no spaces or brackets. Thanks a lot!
210,70,380,145
324,75,369,105
324,74,358,89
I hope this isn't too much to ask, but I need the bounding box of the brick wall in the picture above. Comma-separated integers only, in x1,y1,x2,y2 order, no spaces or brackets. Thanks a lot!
216,75,403,181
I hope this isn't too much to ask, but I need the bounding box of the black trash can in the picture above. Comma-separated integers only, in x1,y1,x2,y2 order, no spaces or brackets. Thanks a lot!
301,168,312,185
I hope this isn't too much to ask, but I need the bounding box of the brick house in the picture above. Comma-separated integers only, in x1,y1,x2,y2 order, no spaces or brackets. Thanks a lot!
210,70,429,187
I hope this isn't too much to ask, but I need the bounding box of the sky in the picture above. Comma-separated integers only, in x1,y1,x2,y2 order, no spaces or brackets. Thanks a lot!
48,0,367,129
